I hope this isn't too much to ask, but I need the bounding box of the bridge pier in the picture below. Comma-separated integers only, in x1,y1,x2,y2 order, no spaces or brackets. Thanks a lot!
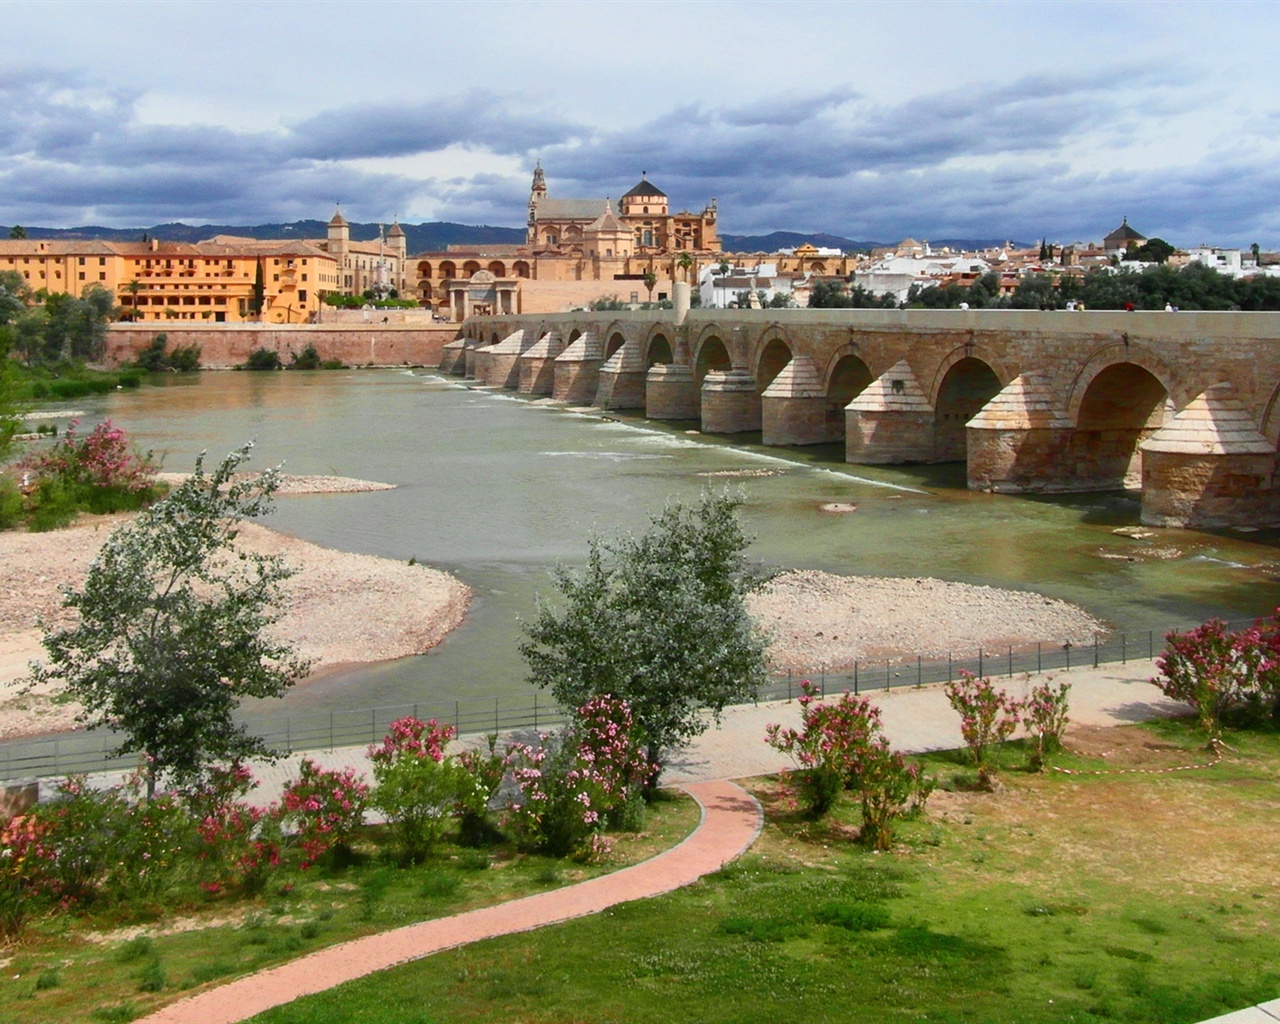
761,356,836,445
701,369,761,434
1139,383,1277,528
845,360,935,463
438,336,473,375
595,342,648,410
645,364,700,420
482,329,531,388
966,374,1077,491
517,331,564,394
553,331,603,404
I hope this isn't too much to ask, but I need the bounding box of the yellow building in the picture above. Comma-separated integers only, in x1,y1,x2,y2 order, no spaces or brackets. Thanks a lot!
0,237,337,323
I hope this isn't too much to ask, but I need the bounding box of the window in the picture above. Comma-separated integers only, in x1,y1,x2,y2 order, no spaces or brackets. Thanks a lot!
299,290,308,303
301,273,307,281
99,272,106,280
78,257,85,265
99,257,106,265
79,272,85,281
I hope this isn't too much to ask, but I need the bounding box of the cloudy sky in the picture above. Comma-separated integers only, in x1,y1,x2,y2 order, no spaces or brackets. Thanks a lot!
3,0,1278,246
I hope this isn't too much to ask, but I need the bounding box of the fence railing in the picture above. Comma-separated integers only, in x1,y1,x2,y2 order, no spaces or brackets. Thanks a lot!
0,618,1257,784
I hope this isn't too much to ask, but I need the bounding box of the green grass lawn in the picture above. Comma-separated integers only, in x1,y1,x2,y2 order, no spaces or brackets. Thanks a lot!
0,792,699,1024
247,721,1280,1024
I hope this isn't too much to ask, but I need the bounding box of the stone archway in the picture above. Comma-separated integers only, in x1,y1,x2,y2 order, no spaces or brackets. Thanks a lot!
827,354,874,441
756,337,792,394
934,357,1002,461
694,336,732,384
646,333,673,367
1072,363,1171,489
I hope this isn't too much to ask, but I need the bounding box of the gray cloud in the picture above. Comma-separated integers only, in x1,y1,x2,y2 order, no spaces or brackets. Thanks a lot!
2,67,1277,249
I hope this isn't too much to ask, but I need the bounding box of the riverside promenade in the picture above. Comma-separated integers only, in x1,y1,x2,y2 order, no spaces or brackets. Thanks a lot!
203,658,1181,805
134,660,1274,1024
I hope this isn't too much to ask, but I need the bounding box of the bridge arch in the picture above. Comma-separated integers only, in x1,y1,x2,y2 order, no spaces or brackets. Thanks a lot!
693,333,732,384
1069,354,1176,490
753,327,794,394
605,327,627,361
825,347,874,441
930,346,1006,462
1259,380,1280,448
644,326,673,367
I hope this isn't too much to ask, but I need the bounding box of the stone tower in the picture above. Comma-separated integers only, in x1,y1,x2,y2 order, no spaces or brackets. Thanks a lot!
327,204,350,260
527,161,547,245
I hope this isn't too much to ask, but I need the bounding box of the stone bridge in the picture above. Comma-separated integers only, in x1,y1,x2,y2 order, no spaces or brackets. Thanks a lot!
439,307,1280,529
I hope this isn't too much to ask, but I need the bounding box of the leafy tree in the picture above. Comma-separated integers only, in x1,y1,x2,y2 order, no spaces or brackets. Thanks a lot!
1128,237,1176,264
520,491,767,788
8,226,26,240
30,444,310,797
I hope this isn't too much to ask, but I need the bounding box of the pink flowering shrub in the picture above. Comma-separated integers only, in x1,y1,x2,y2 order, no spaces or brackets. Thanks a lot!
1155,616,1280,736
18,418,161,528
0,813,57,938
944,672,1022,787
280,758,369,868
186,763,282,894
369,717,471,863
1021,678,1072,770
503,695,651,858
766,681,931,848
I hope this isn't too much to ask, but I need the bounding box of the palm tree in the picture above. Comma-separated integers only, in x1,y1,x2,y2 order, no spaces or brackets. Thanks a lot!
124,278,143,321
677,251,694,284
643,270,657,305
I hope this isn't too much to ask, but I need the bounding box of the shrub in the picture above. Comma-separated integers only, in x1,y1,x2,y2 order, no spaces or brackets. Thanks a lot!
243,348,282,370
287,343,322,370
503,695,650,857
766,682,930,848
17,418,161,529
368,718,470,863
944,672,1022,787
1155,616,1280,735
1022,678,1072,770
280,758,369,868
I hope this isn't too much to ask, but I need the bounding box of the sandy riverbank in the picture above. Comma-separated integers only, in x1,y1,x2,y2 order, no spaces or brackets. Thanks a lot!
0,477,470,738
748,569,1105,673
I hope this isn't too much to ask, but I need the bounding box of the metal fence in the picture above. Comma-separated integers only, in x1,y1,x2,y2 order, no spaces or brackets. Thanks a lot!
0,618,1259,784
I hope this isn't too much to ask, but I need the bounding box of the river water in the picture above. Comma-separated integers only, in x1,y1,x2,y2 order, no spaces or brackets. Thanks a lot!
57,369,1280,723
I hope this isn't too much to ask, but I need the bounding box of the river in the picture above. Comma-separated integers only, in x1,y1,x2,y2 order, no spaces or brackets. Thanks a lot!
51,368,1280,723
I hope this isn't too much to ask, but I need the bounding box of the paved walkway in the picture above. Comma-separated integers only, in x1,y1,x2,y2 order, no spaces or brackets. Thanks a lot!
137,779,762,1024
139,658,1177,807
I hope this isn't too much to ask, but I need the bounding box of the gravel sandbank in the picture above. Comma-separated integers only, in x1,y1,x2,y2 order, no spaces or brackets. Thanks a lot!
748,569,1105,673
0,501,469,738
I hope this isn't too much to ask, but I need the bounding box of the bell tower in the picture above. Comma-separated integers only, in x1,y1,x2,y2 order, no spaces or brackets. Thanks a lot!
527,161,546,245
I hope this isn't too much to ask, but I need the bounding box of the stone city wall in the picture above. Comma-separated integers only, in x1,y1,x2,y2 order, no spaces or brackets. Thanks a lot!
105,323,459,369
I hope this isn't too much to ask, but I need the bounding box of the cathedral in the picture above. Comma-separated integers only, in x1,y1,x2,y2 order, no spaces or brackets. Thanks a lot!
411,166,724,318
526,163,719,256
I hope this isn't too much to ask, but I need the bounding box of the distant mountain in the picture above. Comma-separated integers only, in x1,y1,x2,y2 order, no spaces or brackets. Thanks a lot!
719,231,886,253
719,231,1034,253
6,221,526,254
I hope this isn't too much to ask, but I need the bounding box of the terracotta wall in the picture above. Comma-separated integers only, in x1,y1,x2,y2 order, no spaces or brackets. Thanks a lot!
105,323,460,369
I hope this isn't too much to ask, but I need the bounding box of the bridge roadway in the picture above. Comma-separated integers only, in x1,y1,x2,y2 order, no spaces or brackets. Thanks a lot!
442,307,1280,529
